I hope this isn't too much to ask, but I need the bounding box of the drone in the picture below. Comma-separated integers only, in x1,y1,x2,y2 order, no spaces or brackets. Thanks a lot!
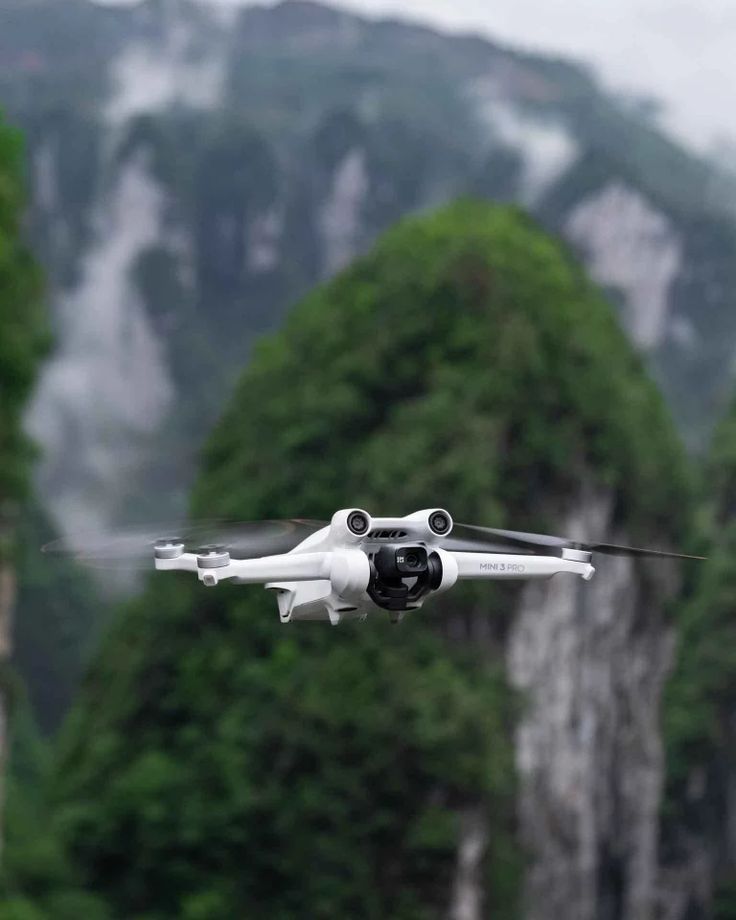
46,508,705,625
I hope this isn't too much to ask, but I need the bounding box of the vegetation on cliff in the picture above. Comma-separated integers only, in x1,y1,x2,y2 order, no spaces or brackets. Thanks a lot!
0,112,108,920
663,402,736,915
46,201,692,918
0,115,46,514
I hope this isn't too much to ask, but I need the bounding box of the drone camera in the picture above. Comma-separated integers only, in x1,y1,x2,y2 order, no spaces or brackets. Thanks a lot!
369,544,444,612
374,544,428,580
395,546,429,575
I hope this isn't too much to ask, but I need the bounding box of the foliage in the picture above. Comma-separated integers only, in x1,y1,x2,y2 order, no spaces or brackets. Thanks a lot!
0,112,47,515
0,687,109,920
663,524,736,791
663,397,736,905
194,200,689,535
715,876,736,920
0,109,105,918
52,201,690,918
56,578,517,920
0,107,101,740
13,503,100,734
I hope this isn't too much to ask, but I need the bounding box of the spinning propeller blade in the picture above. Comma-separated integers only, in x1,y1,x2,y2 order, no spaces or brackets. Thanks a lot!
439,534,536,555
42,519,327,570
446,523,706,561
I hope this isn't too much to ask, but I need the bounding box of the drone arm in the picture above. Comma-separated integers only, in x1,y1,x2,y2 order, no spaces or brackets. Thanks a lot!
155,552,334,585
226,552,333,584
155,555,199,573
450,552,595,582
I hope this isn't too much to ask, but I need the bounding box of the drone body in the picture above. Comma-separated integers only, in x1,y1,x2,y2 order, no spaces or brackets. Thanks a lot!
154,509,596,624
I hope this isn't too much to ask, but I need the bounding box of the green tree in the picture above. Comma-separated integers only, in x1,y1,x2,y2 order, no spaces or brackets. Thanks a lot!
0,114,46,512
0,111,97,741
54,201,691,919
0,108,46,827
0,111,107,920
663,401,736,916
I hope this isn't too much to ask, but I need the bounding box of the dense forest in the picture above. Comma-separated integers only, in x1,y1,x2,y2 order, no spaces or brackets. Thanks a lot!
0,115,45,522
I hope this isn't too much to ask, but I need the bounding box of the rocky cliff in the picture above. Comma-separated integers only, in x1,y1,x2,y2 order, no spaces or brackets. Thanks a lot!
510,485,680,920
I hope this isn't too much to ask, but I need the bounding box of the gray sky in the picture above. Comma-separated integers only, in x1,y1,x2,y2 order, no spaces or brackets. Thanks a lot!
102,0,736,154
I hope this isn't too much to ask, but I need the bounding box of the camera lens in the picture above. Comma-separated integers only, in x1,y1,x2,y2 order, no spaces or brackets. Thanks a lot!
393,546,428,575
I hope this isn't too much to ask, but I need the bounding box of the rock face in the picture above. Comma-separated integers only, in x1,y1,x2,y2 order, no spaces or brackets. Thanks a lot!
565,183,683,352
26,154,175,537
449,806,490,920
509,485,679,920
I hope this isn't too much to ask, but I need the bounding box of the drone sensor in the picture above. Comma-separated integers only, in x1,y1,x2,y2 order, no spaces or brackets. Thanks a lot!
347,510,370,536
429,510,452,536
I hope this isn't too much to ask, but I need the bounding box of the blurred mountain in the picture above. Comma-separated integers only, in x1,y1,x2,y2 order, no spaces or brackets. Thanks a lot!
0,0,733,542
52,201,694,919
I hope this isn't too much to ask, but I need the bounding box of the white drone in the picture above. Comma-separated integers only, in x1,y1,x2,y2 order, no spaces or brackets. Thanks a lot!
46,508,704,625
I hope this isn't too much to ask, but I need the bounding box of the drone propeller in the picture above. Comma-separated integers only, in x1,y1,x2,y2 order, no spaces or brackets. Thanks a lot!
439,534,537,555
42,514,706,572
42,519,327,570
445,523,706,561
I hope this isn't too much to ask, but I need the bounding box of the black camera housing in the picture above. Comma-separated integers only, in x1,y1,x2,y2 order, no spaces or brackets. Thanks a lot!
369,544,443,613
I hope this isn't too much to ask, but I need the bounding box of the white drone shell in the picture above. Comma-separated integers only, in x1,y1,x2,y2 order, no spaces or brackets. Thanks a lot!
155,508,595,625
